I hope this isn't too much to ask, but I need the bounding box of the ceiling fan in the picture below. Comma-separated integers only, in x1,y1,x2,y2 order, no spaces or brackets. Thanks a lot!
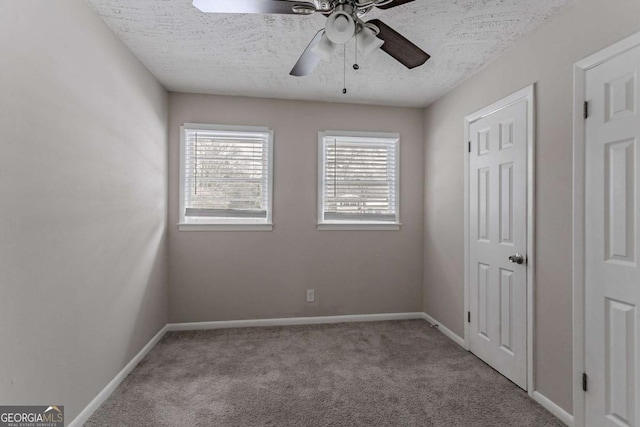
192,0,431,77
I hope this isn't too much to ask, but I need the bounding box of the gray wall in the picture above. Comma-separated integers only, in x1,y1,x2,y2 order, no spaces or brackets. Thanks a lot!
168,93,424,323
422,0,640,413
0,0,168,422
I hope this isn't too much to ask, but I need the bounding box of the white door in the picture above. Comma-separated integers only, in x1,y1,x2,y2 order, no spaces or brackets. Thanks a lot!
468,96,529,389
585,44,640,427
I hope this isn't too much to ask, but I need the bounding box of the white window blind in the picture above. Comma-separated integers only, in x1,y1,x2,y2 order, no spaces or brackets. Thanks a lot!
180,125,272,227
319,132,399,224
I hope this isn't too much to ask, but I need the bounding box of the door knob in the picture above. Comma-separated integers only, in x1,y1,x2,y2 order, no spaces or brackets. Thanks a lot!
508,253,525,265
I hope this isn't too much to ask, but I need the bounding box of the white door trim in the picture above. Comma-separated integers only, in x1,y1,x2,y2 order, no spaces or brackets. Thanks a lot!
572,31,640,427
464,84,536,396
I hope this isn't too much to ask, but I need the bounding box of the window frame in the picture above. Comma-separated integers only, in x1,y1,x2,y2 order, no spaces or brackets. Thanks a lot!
178,123,274,232
317,130,401,231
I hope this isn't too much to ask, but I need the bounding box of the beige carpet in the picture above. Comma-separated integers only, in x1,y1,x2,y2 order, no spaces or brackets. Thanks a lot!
85,320,564,426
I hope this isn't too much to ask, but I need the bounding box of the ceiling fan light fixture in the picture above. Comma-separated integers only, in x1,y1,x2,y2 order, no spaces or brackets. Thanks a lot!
357,26,384,57
310,31,338,62
325,11,356,44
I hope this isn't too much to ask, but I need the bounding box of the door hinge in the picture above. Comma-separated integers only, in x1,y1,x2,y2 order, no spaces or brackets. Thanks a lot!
582,373,588,392
584,101,589,119
468,141,471,153
467,311,471,323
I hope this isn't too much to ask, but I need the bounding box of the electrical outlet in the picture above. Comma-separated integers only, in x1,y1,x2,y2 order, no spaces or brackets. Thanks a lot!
306,289,315,303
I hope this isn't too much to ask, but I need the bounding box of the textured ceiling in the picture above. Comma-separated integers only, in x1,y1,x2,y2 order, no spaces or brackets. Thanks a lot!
85,0,573,107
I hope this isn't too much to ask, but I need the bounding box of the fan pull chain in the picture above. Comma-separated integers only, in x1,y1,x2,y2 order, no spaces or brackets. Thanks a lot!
353,32,359,70
342,44,347,95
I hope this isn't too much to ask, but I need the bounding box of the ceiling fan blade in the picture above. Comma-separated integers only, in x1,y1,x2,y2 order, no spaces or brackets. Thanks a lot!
367,19,430,69
290,30,324,76
376,0,416,10
193,0,316,15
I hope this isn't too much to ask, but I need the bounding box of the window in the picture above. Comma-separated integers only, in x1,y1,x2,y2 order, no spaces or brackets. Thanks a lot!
179,124,273,231
318,131,400,230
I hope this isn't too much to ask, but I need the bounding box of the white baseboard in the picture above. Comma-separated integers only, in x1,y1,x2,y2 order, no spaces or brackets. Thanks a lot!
167,312,425,331
68,325,168,427
533,391,574,426
421,313,466,348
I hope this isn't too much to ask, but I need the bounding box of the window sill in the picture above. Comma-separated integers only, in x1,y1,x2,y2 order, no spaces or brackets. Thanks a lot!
317,223,401,231
178,223,273,232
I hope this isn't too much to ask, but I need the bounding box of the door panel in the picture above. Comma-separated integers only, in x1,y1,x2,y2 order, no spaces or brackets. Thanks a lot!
478,263,490,339
478,167,490,241
605,299,635,426
499,267,514,353
469,98,528,389
585,43,640,427
500,162,514,245
605,139,635,264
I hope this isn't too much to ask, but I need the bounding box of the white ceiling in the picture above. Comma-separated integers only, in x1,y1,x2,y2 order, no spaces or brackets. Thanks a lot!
86,0,573,107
